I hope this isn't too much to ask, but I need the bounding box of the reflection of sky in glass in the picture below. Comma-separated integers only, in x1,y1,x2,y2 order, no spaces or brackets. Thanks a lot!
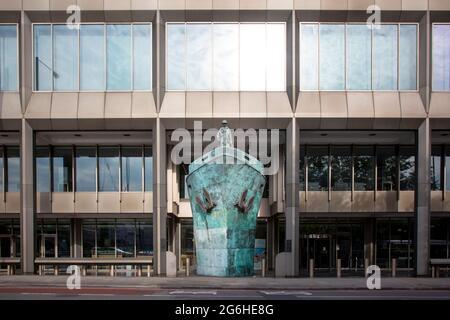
399,25,417,90
34,25,52,91
80,25,105,90
99,147,120,192
133,24,152,90
122,147,142,192
76,147,96,191
167,24,186,90
53,25,78,90
346,25,372,90
433,25,450,91
266,24,286,91
320,24,345,90
52,148,72,192
7,148,20,192
107,25,132,90
373,25,398,90
240,24,266,91
213,24,239,90
300,24,318,90
187,24,212,90
0,25,18,91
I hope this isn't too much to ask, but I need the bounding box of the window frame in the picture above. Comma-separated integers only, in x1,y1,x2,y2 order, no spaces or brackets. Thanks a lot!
299,22,419,92
32,22,153,93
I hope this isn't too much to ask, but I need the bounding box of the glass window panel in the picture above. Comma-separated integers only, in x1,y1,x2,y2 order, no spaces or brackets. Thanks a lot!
57,222,71,257
107,25,132,90
133,24,152,90
446,146,450,191
390,218,412,268
213,24,239,91
181,220,194,255
431,218,449,259
98,147,119,192
122,147,142,192
300,24,318,90
331,146,351,191
96,220,116,257
0,148,3,192
80,25,105,90
167,23,186,90
399,146,415,191
432,25,450,91
346,25,372,90
399,25,417,90
431,146,442,191
376,219,390,268
376,146,397,191
53,25,78,91
0,25,18,91
75,147,96,192
354,146,375,191
299,146,305,191
82,220,96,257
116,220,135,257
179,164,189,199
187,24,212,90
6,147,20,192
373,25,398,90
52,147,73,192
266,23,285,91
306,146,329,191
319,24,345,90
36,147,50,192
33,25,52,91
240,24,266,91
144,147,153,191
136,220,152,256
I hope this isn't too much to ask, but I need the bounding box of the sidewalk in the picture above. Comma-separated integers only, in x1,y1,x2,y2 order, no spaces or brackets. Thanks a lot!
1,275,450,290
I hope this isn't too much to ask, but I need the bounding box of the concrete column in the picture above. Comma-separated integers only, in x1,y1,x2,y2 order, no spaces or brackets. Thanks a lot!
20,119,34,274
153,117,167,275
416,119,431,276
73,219,82,258
285,119,300,276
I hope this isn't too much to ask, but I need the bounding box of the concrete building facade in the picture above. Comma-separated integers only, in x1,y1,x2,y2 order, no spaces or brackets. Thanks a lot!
0,0,449,277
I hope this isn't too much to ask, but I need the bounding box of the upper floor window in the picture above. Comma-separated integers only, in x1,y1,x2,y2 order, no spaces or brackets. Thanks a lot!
432,24,450,91
299,23,418,91
0,146,21,192
166,22,286,91
33,23,152,92
0,25,18,91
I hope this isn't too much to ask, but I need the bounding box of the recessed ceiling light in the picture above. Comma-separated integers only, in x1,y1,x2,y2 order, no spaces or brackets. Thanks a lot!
369,133,376,136
441,133,449,137
320,133,328,137
74,134,82,137
124,134,131,137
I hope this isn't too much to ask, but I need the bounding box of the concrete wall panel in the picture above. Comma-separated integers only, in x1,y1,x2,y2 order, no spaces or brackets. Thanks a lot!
305,191,329,212
105,93,132,118
121,192,145,213
52,193,74,213
74,193,97,213
36,192,51,213
295,0,320,10
213,92,240,118
25,93,51,118
132,92,157,118
330,191,351,212
98,193,120,213
160,92,186,118
431,191,443,212
0,93,22,119
5,192,20,213
0,0,22,10
23,0,49,10
352,192,375,212
186,92,213,118
375,191,397,212
240,92,266,118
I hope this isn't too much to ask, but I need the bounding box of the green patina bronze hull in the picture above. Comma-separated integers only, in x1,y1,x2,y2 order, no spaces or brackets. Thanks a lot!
186,147,266,277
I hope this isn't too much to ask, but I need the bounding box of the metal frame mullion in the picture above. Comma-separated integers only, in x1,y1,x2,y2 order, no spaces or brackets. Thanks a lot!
351,144,354,201
304,145,308,202
396,145,400,200
2,145,5,201
328,144,331,201
374,145,378,201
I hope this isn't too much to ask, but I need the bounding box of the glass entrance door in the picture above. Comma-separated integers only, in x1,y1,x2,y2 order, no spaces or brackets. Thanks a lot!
41,235,56,258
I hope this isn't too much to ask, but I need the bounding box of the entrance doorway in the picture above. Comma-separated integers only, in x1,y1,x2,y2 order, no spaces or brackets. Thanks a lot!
40,235,57,258
0,236,11,257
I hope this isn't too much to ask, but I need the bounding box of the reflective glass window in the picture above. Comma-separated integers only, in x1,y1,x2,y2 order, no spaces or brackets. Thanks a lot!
346,25,372,90
122,147,142,192
106,25,132,90
82,220,96,257
376,146,397,191
187,24,212,90
319,24,345,90
331,146,351,191
133,24,152,90
0,25,18,91
34,25,52,91
116,220,135,257
136,220,153,256
96,220,115,257
213,24,239,90
57,222,71,257
240,24,266,90
306,146,329,191
6,147,20,192
144,147,153,191
80,25,105,90
432,25,450,91
373,25,398,90
167,24,186,90
431,146,442,191
52,147,73,192
53,25,78,91
399,146,415,191
354,146,375,191
98,147,119,192
75,147,96,192
36,147,50,192
300,24,318,90
399,25,417,90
